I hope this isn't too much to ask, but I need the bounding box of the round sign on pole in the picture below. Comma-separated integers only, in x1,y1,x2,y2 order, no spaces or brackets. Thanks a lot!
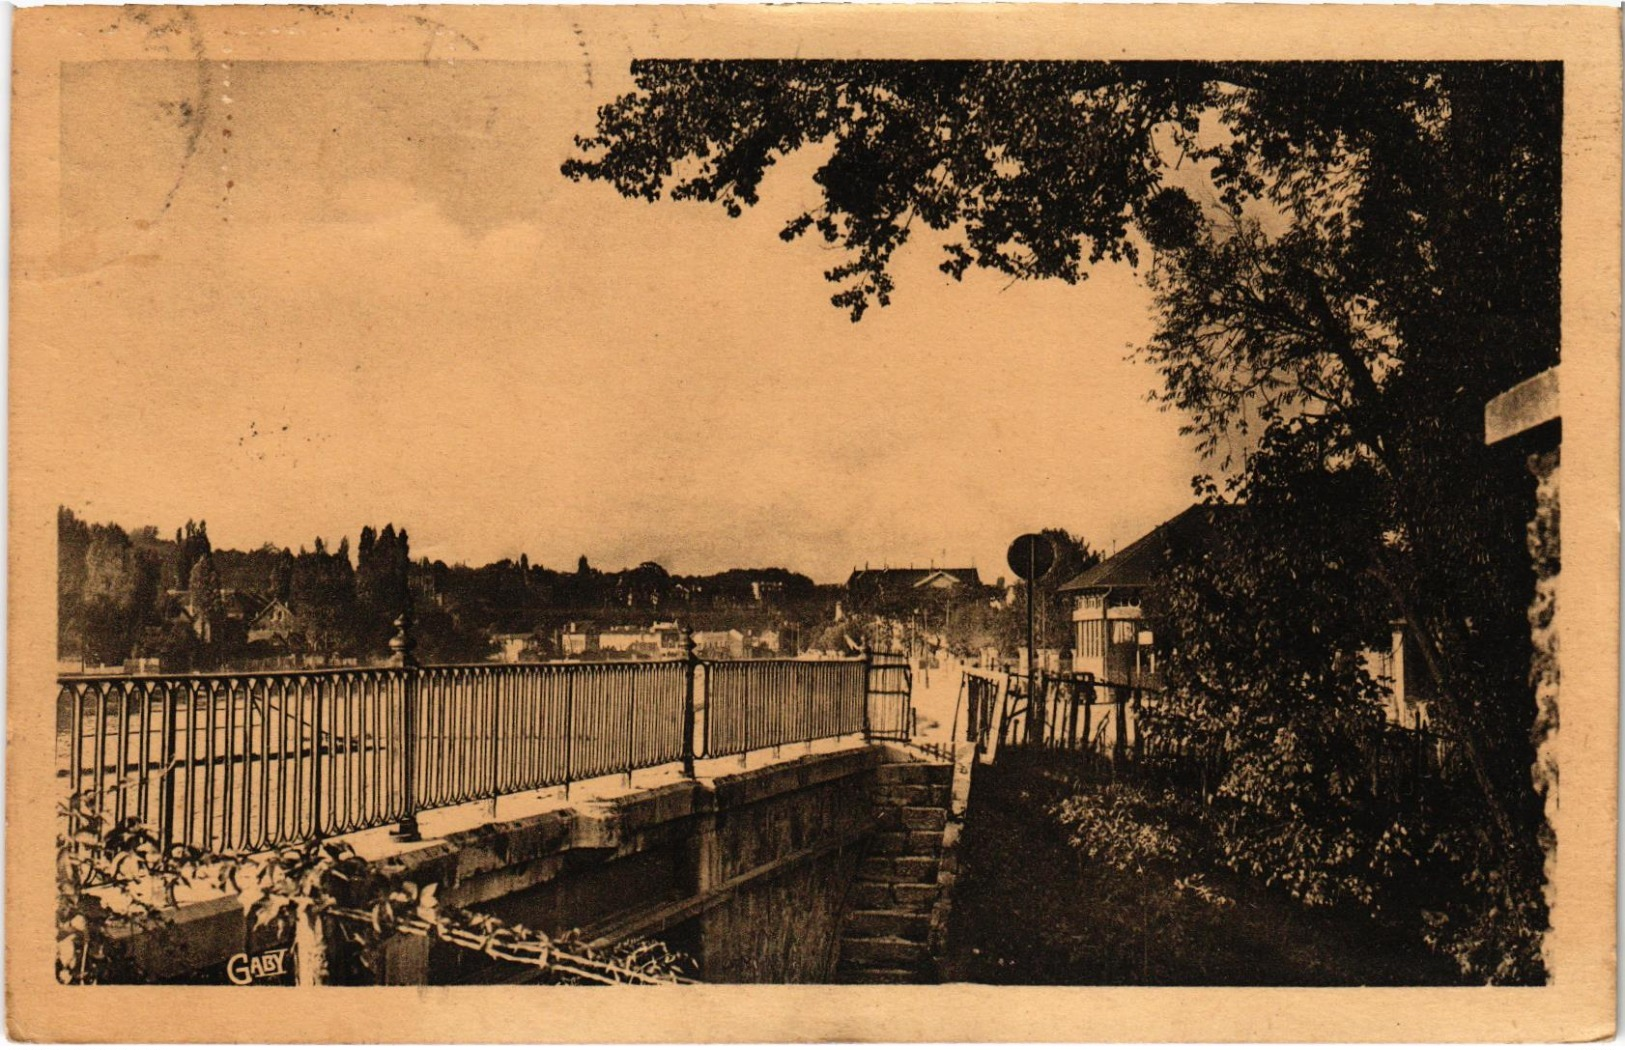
1007,533,1055,581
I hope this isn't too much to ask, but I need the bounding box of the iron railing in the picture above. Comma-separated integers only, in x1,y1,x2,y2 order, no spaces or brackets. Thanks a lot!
701,659,867,758
58,625,910,854
56,668,415,853
865,650,913,742
972,668,1454,799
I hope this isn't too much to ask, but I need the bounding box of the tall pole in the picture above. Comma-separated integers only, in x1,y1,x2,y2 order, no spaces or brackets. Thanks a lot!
1027,545,1041,743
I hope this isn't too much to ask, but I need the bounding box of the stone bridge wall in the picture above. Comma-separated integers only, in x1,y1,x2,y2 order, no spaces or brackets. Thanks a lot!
130,744,956,985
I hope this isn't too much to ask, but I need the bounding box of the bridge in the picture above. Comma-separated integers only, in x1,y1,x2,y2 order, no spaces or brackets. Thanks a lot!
58,623,960,984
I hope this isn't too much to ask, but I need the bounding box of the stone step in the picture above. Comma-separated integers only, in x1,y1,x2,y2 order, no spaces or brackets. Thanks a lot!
849,882,938,911
873,805,949,832
869,830,950,857
891,882,941,906
839,935,928,966
857,855,940,883
876,763,953,786
871,784,952,808
844,909,931,939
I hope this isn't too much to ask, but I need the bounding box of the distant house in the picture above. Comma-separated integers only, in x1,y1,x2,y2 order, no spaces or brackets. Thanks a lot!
490,632,536,663
560,623,595,656
654,623,684,652
1059,504,1433,724
598,626,672,655
248,599,302,648
845,566,986,617
1058,504,1236,685
560,621,685,659
693,628,747,659
596,627,646,653
220,590,264,624
177,587,263,647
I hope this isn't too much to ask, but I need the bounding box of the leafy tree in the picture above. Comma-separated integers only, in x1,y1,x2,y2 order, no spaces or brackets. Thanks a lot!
171,520,212,593
187,552,224,638
58,508,92,656
76,523,161,666
289,538,361,657
271,547,295,604
617,561,672,608
565,60,1557,978
355,524,413,653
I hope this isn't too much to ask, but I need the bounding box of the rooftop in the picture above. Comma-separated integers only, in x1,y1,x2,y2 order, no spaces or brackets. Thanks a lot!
1058,504,1242,592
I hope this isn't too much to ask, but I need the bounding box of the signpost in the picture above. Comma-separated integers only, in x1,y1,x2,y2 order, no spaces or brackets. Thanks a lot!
1007,533,1055,742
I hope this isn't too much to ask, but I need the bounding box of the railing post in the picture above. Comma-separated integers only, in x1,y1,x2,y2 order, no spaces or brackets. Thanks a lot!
859,640,873,743
490,668,504,810
680,628,698,779
159,682,180,853
390,613,422,843
623,667,638,789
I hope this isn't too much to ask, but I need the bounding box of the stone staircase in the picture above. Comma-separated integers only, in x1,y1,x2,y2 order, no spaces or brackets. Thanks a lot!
835,759,954,983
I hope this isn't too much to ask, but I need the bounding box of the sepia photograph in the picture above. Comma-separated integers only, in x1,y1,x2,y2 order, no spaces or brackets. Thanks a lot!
8,3,1619,1042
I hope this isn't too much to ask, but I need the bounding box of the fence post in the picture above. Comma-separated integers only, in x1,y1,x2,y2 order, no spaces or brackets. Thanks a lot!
390,613,422,843
859,640,873,743
1131,687,1144,766
1036,669,1048,747
680,629,698,779
1081,680,1095,769
1112,685,1128,775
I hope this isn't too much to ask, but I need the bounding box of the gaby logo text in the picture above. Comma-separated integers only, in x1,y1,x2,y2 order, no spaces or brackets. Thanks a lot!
225,948,291,985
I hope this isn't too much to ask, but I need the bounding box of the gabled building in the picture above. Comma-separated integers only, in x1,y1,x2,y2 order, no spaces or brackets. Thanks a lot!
1059,504,1236,685
1059,503,1434,724
845,566,986,617
248,599,302,648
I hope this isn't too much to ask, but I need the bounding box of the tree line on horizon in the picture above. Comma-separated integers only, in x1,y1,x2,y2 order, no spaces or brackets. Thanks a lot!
57,507,835,669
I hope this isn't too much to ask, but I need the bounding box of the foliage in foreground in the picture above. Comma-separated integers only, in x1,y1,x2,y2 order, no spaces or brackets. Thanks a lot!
58,792,690,986
1050,743,1543,983
566,60,1557,983
950,753,1466,985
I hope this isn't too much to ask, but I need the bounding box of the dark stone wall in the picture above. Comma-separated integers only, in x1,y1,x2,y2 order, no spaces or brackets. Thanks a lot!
124,746,917,985
697,844,865,982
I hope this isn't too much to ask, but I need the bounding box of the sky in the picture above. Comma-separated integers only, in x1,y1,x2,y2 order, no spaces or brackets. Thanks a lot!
34,47,1202,583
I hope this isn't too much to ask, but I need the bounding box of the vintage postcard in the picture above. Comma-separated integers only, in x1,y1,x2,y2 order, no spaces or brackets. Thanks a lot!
8,3,1619,1042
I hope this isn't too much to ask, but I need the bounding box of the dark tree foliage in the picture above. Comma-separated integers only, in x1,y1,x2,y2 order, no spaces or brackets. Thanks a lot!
171,520,212,593
355,524,413,654
565,60,1559,979
288,537,361,658
60,510,834,668
57,508,92,656
58,509,163,667
567,60,1218,319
